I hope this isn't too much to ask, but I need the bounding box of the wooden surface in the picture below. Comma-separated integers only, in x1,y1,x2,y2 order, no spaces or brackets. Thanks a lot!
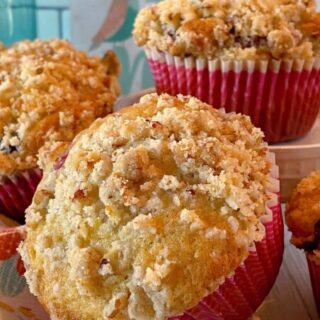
255,209,318,320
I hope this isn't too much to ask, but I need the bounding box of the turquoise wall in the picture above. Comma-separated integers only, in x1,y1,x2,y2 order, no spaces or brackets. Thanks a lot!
35,0,70,39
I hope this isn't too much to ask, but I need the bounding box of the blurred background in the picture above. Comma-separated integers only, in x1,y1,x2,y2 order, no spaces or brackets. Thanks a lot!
1,0,320,94
0,0,155,94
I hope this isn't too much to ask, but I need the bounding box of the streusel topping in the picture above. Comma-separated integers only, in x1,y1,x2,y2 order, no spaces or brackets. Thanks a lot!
133,0,320,60
286,171,320,253
20,94,271,320
0,39,120,177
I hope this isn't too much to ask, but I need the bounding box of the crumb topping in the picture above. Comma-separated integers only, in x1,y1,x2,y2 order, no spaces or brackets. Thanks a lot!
133,0,320,60
286,171,320,252
0,39,120,177
20,93,271,320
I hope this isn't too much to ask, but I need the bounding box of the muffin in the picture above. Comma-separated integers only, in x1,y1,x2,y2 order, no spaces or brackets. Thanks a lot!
19,93,283,320
133,0,320,143
286,170,320,316
0,39,120,223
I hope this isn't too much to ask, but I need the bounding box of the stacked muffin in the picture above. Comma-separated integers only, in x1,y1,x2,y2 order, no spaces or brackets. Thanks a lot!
0,39,120,222
134,0,320,143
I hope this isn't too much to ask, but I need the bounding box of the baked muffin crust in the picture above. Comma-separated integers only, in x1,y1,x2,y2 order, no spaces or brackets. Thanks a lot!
20,93,271,320
133,0,320,60
0,39,120,178
286,171,320,251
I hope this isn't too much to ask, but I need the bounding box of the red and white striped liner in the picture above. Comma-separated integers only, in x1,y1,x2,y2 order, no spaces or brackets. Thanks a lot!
146,49,320,144
0,169,42,224
170,152,283,320
307,254,320,317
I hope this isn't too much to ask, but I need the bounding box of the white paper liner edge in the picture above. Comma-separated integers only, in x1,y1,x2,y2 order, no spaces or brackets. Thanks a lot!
146,48,320,74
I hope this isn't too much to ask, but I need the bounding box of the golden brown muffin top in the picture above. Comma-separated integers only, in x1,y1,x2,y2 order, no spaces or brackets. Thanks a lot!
133,0,320,60
0,39,120,178
286,171,320,254
20,93,272,320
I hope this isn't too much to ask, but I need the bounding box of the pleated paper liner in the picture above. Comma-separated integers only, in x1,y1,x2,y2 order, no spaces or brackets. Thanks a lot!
0,169,42,224
307,254,320,317
145,49,320,144
168,153,283,320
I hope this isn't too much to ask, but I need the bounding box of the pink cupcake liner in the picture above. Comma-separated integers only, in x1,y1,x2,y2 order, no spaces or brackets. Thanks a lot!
0,169,42,224
146,49,320,144
170,154,283,320
307,254,320,317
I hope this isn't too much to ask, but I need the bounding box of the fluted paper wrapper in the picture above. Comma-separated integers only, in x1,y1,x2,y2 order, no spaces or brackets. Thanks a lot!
146,49,320,144
0,169,42,224
307,254,320,317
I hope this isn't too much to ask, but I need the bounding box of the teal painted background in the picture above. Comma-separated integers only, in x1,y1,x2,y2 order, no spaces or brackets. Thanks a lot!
35,0,70,39
70,0,156,95
0,0,70,44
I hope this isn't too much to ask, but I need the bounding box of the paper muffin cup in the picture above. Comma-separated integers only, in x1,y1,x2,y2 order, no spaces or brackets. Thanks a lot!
0,216,49,320
170,153,283,320
0,169,42,224
145,49,320,144
307,254,320,317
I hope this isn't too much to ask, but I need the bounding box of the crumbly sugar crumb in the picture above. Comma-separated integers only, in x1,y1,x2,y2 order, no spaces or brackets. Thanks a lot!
133,0,320,60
